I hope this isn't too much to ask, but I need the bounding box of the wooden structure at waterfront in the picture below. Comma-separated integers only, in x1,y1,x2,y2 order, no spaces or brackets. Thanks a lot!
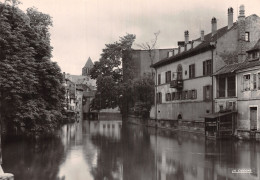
204,111,237,139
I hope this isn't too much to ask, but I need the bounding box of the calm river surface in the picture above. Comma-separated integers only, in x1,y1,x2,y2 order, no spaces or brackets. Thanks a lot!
1,119,260,180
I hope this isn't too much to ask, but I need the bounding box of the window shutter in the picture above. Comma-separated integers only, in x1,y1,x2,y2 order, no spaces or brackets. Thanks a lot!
169,71,172,82
188,90,191,99
203,61,205,75
194,90,197,99
203,86,206,100
193,64,196,77
209,85,212,100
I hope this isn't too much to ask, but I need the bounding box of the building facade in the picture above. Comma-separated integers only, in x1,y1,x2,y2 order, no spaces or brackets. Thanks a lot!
151,5,260,126
63,57,97,121
123,49,175,81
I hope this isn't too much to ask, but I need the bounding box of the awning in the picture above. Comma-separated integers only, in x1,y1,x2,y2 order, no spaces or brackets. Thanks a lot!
203,111,237,119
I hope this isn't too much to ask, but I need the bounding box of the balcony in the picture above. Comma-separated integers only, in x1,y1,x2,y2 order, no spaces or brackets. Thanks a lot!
170,80,183,89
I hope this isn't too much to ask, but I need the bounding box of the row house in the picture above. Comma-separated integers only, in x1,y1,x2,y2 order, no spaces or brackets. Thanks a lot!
150,5,260,135
214,39,260,138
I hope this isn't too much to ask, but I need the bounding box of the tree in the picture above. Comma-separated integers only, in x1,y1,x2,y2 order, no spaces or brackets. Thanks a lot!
132,75,154,117
0,2,65,136
90,34,136,110
136,31,160,69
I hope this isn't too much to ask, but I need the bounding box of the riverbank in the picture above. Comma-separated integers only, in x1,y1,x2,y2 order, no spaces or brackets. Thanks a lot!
127,115,204,134
127,115,260,141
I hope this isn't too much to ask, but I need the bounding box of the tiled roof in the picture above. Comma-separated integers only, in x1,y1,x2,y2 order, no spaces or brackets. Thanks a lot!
151,23,237,68
214,59,260,75
247,39,260,52
213,62,243,75
237,59,260,71
83,57,94,68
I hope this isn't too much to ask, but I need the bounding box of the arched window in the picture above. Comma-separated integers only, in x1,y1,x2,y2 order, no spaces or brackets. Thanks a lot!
177,114,182,120
177,64,183,80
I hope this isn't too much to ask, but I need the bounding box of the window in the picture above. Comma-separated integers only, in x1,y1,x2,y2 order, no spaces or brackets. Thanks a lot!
245,32,250,42
175,92,181,100
203,60,212,76
253,74,257,90
158,74,161,85
171,92,175,100
165,71,171,83
218,77,226,97
165,93,171,101
177,64,183,79
189,64,195,78
203,85,212,101
182,91,188,100
189,89,197,99
157,92,162,104
227,76,236,97
168,51,173,57
243,74,251,91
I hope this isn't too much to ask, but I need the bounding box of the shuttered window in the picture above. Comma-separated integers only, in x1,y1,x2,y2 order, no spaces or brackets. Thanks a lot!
189,64,195,78
189,89,197,99
243,74,250,91
158,74,161,85
258,73,260,90
171,92,175,100
165,71,171,83
203,85,212,101
253,74,257,90
203,60,212,76
157,92,162,104
165,93,171,101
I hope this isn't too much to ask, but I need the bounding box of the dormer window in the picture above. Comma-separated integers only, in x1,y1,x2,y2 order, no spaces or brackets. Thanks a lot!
168,51,173,57
248,51,260,60
245,32,250,42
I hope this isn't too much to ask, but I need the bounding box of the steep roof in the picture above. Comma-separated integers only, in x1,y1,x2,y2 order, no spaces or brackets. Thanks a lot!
151,23,237,68
213,62,243,75
214,59,260,75
247,39,260,52
83,57,94,68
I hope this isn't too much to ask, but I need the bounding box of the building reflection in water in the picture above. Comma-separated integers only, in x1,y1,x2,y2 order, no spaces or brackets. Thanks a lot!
149,128,260,180
58,120,123,180
1,121,260,180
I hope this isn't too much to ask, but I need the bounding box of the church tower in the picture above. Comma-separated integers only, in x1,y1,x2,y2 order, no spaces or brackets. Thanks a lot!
82,57,94,76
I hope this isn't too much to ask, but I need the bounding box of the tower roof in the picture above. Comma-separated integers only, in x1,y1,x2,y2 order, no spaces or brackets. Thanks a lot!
84,57,94,68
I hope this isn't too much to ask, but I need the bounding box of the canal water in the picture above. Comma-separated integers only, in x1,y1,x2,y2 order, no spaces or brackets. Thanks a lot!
1,119,260,180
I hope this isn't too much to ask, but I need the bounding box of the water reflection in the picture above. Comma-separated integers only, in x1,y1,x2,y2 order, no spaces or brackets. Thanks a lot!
1,121,260,180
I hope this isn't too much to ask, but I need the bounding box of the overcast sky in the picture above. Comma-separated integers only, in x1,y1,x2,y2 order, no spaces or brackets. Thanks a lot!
4,0,260,75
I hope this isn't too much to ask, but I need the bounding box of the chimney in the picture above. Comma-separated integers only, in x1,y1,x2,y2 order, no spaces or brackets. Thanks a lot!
238,5,246,62
228,7,233,29
211,17,217,36
201,30,205,41
184,30,189,44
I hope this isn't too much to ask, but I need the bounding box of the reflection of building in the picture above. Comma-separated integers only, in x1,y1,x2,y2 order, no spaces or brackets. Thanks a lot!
89,120,122,140
150,131,260,180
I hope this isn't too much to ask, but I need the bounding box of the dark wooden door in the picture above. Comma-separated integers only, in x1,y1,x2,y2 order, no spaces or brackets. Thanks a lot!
250,107,257,130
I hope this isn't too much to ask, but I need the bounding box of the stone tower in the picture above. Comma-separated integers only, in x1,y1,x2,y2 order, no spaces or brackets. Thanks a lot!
82,57,94,76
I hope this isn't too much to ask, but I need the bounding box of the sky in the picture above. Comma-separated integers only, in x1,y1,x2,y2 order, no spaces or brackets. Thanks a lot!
2,0,260,75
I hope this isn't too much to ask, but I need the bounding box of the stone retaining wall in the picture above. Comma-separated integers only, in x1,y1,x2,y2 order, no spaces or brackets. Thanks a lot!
127,115,205,134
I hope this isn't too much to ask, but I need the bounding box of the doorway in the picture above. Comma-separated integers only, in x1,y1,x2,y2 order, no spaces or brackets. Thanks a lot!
250,107,257,130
